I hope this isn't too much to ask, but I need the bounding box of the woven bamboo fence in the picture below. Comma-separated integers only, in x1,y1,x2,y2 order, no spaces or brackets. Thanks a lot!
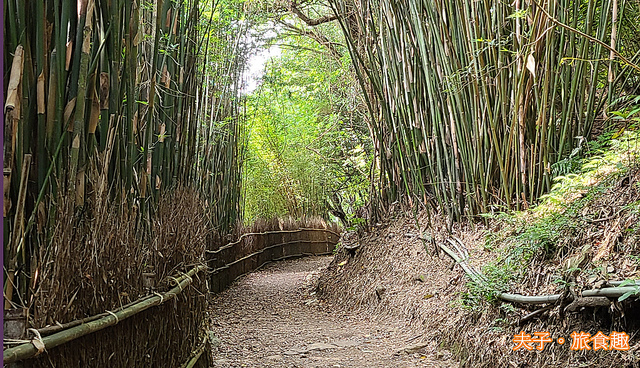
4,225,339,366
208,227,341,293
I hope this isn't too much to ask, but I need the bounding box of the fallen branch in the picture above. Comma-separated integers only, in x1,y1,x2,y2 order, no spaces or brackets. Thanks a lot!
516,305,553,325
565,297,610,312
497,292,561,305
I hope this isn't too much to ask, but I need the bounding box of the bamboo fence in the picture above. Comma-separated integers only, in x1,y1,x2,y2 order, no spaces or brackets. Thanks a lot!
3,226,339,364
3,0,250,321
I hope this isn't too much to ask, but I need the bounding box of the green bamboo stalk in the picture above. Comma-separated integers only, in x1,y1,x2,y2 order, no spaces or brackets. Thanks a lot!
68,0,95,206
35,0,48,191
329,0,639,221
4,154,32,310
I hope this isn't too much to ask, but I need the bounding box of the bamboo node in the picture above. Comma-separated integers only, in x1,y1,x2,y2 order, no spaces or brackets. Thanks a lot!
27,328,46,355
106,310,119,325
154,292,165,304
177,271,192,281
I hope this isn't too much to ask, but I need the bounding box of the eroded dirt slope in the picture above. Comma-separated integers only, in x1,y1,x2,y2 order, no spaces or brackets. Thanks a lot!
317,209,640,368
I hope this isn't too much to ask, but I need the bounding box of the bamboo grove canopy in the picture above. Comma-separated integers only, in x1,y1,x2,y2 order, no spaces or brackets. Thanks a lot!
3,0,249,312
330,0,640,220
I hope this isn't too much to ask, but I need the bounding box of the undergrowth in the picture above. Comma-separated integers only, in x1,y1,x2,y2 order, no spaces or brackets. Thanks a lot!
462,130,640,310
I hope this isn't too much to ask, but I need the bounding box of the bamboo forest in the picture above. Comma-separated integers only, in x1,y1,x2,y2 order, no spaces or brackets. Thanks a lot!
2,0,640,367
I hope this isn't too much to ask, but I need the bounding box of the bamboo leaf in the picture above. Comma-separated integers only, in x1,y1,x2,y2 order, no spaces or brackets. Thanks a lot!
526,53,536,78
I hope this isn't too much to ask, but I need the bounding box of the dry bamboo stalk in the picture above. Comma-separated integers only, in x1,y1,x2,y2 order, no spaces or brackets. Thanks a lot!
181,335,208,368
3,45,25,217
4,155,32,310
5,45,24,111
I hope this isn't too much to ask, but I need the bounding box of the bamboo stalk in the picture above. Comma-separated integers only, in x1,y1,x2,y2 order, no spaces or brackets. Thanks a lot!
35,0,48,192
329,0,639,220
4,154,32,310
607,0,619,111
68,0,96,205
181,334,208,368
3,45,24,218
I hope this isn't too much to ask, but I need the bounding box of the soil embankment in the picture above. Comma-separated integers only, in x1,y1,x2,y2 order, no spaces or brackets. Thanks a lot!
318,209,640,367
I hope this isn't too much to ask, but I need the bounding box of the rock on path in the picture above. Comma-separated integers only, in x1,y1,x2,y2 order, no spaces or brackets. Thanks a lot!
208,256,456,367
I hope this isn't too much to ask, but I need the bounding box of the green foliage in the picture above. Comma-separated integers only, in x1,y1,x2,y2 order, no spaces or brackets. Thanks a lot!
610,95,640,124
618,280,640,302
242,30,371,223
551,139,587,177
331,0,640,221
463,130,640,308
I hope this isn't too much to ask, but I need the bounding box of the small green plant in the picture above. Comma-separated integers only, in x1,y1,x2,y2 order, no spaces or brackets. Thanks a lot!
464,131,640,308
499,303,517,314
628,255,640,267
346,216,366,232
551,137,586,177
618,279,640,302
507,9,528,19
610,95,640,125
552,277,577,289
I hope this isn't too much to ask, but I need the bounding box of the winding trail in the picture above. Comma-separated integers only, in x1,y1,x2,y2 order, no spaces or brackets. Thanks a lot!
208,256,456,367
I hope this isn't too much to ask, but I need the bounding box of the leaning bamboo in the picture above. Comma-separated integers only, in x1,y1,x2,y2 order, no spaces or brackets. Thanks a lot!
3,264,207,364
438,240,638,305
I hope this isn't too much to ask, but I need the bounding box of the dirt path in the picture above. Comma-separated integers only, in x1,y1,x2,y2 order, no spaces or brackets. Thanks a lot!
208,256,456,368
